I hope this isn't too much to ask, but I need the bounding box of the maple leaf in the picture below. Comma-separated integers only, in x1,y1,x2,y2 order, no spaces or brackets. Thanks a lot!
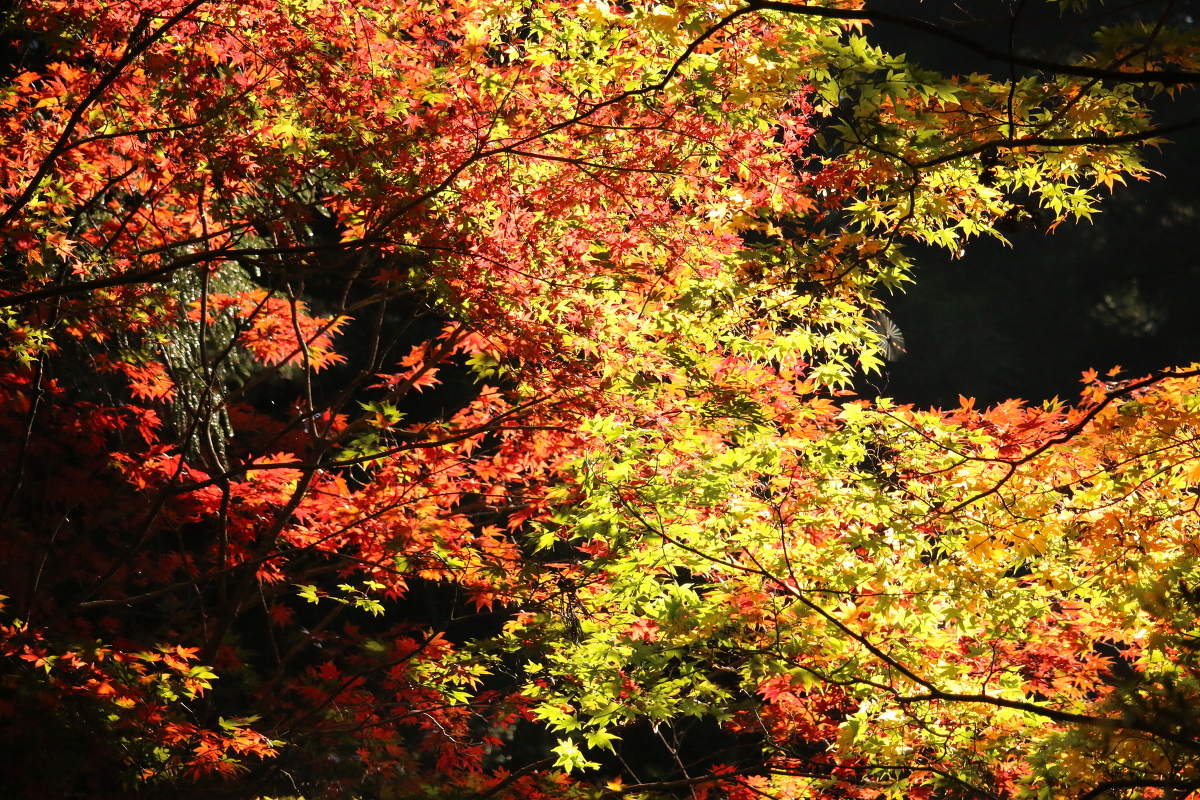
0,0,1195,798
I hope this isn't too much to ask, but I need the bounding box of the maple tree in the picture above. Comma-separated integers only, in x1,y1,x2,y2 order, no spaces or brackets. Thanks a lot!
3,0,1200,798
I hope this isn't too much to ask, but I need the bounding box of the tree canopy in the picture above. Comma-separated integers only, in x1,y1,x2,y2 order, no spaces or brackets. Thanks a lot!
3,0,1200,798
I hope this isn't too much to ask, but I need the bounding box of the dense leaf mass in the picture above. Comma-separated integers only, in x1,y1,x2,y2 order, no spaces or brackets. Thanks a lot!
2,0,1200,799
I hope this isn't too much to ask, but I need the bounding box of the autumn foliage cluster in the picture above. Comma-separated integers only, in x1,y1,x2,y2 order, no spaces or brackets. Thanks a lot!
4,0,1200,798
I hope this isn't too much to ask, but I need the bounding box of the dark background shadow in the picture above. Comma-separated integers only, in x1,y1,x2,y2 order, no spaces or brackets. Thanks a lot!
858,0,1200,408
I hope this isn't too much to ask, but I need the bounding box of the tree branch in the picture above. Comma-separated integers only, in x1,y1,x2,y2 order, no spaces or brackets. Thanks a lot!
751,0,1200,84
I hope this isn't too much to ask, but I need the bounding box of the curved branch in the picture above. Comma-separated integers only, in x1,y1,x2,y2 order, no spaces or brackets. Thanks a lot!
0,239,375,309
947,367,1200,513
915,114,1200,169
751,0,1200,85
1076,778,1200,800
